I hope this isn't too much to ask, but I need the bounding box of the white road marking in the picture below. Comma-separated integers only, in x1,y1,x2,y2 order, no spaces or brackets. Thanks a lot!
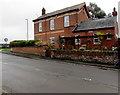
82,78,92,81
35,68,41,71
3,63,8,65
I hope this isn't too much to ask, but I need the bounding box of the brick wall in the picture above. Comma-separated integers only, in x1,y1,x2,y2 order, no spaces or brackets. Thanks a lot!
12,47,48,56
34,8,88,34
51,50,118,64
73,28,117,50
11,47,118,64
34,7,89,48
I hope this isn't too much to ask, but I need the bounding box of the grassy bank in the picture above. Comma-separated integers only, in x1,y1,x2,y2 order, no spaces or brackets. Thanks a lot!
0,48,11,51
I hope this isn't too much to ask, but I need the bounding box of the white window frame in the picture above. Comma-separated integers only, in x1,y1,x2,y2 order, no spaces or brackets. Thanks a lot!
61,36,65,46
93,37,100,45
75,35,80,45
50,19,54,30
64,15,69,27
39,22,42,32
106,35,111,40
50,37,55,44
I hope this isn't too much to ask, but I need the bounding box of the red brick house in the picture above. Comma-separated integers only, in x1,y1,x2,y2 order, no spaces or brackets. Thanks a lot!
72,16,118,50
33,2,118,50
33,3,90,47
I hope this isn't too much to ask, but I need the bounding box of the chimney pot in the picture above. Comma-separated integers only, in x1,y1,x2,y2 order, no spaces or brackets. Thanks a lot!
42,7,46,15
112,7,117,16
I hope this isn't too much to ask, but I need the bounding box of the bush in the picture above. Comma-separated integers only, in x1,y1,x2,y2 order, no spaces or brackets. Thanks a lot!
10,40,40,47
35,41,43,47
79,47,85,51
27,40,39,46
10,42,20,47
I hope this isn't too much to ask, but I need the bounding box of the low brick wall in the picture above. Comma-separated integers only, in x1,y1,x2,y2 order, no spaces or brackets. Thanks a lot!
11,47,118,64
11,46,48,56
51,50,118,64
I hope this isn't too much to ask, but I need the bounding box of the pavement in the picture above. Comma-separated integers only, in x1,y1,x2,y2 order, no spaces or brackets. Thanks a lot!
2,53,118,93
1,50,118,70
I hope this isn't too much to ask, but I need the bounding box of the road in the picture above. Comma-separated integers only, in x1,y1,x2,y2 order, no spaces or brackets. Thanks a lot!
2,53,118,93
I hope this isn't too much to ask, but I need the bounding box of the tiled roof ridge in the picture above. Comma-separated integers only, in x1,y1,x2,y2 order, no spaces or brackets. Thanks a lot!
73,16,117,32
33,2,86,21
46,2,85,14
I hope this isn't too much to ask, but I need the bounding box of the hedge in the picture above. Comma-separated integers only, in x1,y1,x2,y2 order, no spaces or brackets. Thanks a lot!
10,40,40,47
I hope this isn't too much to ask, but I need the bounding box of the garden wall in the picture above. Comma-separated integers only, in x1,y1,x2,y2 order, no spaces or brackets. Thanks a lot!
11,47,118,64
50,50,118,64
11,46,48,56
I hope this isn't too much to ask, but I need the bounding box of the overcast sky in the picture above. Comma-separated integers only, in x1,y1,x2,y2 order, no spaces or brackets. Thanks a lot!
0,0,119,43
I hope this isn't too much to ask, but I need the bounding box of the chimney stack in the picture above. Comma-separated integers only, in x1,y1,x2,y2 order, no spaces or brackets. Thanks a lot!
112,7,117,16
42,8,46,15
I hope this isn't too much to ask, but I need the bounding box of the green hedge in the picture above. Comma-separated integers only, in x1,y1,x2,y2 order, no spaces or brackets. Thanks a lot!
10,40,39,47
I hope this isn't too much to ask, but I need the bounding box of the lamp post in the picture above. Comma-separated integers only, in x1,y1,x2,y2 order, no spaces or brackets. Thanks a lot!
25,19,28,40
118,1,120,60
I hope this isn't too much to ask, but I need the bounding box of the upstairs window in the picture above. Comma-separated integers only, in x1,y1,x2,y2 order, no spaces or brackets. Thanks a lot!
50,19,54,30
39,22,42,32
64,15,69,27
50,37,55,44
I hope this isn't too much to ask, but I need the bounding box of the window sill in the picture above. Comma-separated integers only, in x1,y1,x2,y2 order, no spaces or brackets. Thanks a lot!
93,43,101,45
106,39,111,40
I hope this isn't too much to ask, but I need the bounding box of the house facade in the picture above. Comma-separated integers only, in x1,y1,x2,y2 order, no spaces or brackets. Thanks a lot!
72,16,118,50
33,3,118,50
33,3,90,48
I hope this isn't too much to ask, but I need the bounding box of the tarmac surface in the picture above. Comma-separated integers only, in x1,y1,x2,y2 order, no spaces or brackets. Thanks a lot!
1,52,119,93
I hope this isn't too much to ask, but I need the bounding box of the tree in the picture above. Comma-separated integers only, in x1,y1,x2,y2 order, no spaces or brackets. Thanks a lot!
88,2,106,19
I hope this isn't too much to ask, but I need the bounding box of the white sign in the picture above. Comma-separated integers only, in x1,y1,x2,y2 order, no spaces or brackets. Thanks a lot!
4,38,8,42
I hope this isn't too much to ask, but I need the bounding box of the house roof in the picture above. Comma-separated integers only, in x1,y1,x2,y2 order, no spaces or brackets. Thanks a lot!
73,16,117,32
33,2,88,22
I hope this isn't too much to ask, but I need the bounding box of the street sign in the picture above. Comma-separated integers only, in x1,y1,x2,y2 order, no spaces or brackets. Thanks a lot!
4,38,8,42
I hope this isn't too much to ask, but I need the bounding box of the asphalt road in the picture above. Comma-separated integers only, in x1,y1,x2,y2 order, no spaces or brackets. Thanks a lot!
2,53,118,93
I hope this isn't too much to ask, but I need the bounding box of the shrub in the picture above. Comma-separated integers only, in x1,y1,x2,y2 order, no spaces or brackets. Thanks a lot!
79,47,85,51
19,41,27,47
27,40,39,46
48,44,55,49
10,42,20,47
35,41,43,47
10,40,40,47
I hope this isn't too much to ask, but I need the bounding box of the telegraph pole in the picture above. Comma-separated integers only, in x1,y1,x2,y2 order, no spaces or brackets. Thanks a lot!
25,19,29,40
118,2,120,59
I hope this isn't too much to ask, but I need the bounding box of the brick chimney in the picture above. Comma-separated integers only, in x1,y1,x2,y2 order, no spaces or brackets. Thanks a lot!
112,7,117,16
42,8,46,15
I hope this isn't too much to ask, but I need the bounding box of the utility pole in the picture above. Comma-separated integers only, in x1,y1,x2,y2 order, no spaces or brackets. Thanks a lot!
25,19,29,40
118,1,120,61
118,1,120,38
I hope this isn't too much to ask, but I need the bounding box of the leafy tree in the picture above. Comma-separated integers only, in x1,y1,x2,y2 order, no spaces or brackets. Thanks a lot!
88,2,106,18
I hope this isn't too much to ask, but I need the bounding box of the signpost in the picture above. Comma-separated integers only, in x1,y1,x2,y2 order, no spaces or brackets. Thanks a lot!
4,38,8,48
4,38,8,43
